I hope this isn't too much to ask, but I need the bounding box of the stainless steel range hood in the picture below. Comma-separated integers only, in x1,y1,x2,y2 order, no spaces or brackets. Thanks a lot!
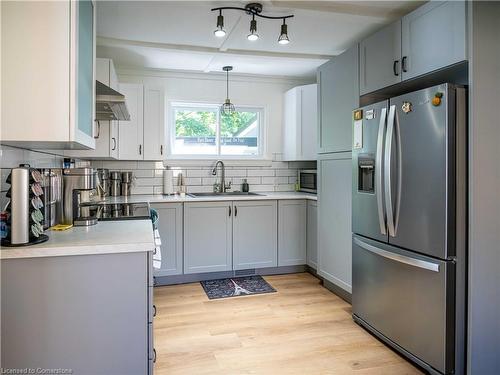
95,81,130,121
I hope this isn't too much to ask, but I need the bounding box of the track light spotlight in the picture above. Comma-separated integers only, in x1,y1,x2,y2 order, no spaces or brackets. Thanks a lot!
278,19,290,45
247,15,259,41
214,10,226,37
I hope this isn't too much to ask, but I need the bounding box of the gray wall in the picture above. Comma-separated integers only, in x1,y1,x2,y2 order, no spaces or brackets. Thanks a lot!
467,2,500,374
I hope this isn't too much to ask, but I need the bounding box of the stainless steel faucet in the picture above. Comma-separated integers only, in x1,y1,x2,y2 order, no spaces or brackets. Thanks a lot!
212,160,231,193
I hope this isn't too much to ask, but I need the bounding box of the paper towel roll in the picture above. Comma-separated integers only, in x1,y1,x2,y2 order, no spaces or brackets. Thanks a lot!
163,169,174,195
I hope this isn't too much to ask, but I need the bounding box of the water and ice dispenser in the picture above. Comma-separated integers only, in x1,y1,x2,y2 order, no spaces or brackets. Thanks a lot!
357,156,375,193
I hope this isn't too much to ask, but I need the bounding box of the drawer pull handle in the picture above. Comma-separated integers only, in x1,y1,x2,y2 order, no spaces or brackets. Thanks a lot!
153,304,157,317
354,237,440,272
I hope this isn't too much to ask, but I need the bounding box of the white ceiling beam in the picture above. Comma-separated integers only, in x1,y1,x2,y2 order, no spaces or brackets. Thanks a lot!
97,36,335,61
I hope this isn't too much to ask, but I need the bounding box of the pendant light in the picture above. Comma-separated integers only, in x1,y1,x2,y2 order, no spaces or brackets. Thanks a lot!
214,10,226,37
220,66,235,115
247,14,259,41
278,19,290,45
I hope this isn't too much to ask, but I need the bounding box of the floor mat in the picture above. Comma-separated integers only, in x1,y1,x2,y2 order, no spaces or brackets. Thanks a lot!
200,275,276,299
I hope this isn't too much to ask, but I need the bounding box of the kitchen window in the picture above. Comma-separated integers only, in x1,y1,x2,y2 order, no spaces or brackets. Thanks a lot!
169,102,264,158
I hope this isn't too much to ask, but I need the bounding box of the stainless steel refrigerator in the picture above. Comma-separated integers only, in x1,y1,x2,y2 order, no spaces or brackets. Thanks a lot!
351,83,467,375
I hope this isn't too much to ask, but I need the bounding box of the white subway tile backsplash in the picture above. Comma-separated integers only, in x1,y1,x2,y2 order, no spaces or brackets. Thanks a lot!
251,184,276,192
135,177,162,186
225,169,247,177
261,176,276,185
186,169,211,178
187,185,214,193
130,186,154,195
184,177,202,186
100,161,138,170
89,159,316,194
275,184,296,192
276,169,297,177
275,176,289,184
133,169,155,178
202,177,218,185
247,169,275,177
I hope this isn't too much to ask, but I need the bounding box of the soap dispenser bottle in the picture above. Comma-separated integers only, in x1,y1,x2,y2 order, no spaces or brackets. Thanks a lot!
241,179,249,193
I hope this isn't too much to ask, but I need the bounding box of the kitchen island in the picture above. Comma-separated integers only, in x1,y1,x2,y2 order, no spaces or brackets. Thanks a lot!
1,220,155,374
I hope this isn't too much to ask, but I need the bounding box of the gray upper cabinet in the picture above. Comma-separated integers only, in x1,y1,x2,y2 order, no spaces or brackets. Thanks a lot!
317,44,359,154
278,200,307,266
151,203,183,277
359,1,468,95
401,1,467,81
184,201,232,274
318,153,352,293
306,200,318,270
360,20,402,95
233,200,277,270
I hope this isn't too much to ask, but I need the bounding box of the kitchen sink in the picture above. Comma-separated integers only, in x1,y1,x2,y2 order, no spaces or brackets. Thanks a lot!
188,192,264,197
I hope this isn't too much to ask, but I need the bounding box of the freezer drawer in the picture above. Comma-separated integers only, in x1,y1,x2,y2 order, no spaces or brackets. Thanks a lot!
352,235,455,374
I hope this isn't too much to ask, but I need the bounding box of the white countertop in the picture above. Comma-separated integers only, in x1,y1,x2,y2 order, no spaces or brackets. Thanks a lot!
1,220,155,260
103,191,317,205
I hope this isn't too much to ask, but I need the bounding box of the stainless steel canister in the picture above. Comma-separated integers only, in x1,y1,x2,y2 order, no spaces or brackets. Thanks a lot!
97,168,110,198
109,171,121,196
121,171,133,183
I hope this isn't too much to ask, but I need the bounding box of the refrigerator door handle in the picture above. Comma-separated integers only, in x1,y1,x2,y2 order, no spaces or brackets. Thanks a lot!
394,108,402,235
376,107,387,235
384,105,396,237
354,237,440,272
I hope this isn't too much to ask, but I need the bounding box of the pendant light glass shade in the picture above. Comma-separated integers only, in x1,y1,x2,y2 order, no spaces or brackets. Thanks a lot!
247,16,259,41
214,12,226,37
278,20,290,44
221,98,235,115
220,66,235,115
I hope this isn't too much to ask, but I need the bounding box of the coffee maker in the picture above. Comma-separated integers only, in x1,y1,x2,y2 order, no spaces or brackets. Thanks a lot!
62,168,98,226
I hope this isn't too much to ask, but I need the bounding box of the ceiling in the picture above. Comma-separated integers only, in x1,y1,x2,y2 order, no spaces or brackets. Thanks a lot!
96,1,423,78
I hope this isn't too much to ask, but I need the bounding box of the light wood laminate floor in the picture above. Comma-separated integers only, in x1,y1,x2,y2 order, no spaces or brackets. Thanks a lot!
153,272,423,375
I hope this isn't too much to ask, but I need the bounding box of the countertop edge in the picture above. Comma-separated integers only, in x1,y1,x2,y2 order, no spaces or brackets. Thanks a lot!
1,242,154,260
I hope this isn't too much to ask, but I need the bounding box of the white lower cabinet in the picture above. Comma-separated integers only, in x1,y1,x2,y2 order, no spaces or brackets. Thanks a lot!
306,200,318,269
184,201,232,274
151,203,183,277
278,200,307,266
233,201,277,270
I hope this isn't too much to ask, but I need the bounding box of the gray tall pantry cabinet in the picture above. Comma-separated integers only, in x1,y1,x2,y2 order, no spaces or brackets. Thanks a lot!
316,44,358,297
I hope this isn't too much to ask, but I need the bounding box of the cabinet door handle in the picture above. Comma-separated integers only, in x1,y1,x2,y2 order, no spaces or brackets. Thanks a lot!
393,60,399,76
229,206,231,217
153,348,156,363
160,145,163,155
139,144,142,155
153,304,157,318
94,120,101,139
111,137,117,150
235,206,237,217
402,56,408,72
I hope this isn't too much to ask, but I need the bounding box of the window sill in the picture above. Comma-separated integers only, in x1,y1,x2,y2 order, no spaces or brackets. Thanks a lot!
163,157,274,167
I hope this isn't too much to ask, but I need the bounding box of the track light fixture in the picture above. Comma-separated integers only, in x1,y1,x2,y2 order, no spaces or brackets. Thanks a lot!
212,3,293,45
214,9,226,37
247,15,259,41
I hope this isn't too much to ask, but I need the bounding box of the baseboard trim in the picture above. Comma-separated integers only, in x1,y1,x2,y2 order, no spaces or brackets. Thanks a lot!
321,278,352,303
154,265,307,286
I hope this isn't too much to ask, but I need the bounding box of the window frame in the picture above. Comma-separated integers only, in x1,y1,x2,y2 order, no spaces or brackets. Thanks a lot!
167,101,266,160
